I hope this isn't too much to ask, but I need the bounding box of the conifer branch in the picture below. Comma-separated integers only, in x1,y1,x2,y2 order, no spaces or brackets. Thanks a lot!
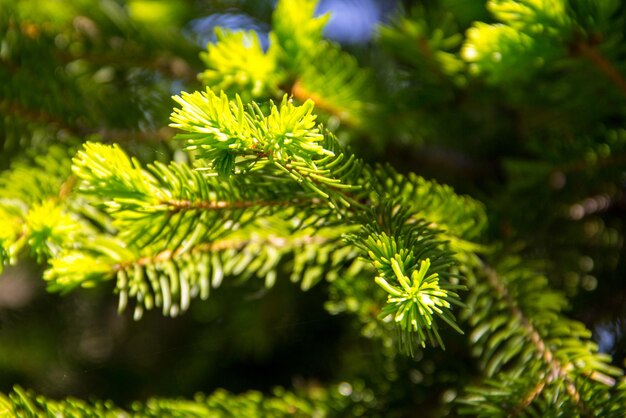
116,234,330,272
483,265,574,383
162,197,321,212
291,80,354,125
513,378,547,416
1,383,361,417
460,259,621,415
484,264,614,391
49,91,474,348
4,0,626,415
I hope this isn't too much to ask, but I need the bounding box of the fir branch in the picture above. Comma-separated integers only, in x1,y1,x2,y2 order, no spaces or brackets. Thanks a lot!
198,28,284,100
0,380,372,417
170,90,475,347
60,92,477,349
290,44,376,128
482,264,588,410
348,205,465,352
115,233,331,271
45,221,359,319
487,262,618,382
162,197,315,212
272,0,329,70
170,89,364,207
460,259,622,415
72,141,339,253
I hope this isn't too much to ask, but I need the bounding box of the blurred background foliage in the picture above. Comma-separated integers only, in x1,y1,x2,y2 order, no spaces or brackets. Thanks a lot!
1,0,625,416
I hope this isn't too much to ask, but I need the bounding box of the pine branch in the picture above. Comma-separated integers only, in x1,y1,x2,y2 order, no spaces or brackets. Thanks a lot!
170,89,364,208
482,264,589,408
45,220,360,319
290,43,376,128
199,28,284,100
195,0,374,128
0,146,83,270
459,258,623,416
41,90,483,350
1,383,362,417
272,0,329,71
168,90,477,348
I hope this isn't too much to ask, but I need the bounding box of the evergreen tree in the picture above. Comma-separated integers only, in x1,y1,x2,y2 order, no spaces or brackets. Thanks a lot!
1,0,626,416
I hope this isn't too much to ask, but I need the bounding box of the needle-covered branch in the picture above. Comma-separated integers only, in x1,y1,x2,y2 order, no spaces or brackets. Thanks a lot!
459,259,623,416
43,91,479,350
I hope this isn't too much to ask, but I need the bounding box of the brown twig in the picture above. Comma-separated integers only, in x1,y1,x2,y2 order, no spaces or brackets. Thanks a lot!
114,234,329,271
163,197,321,213
575,41,626,98
291,80,355,126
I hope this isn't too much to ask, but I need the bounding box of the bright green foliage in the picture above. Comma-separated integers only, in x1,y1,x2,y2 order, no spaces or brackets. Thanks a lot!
0,147,74,271
378,8,466,83
24,200,82,262
170,91,328,165
0,146,72,205
195,0,374,129
366,233,463,350
272,0,375,128
46,137,366,318
272,0,329,69
3,0,626,416
171,90,263,171
0,202,25,270
0,384,362,417
199,29,284,100
73,142,245,250
48,92,467,348
461,0,625,86
463,23,558,83
44,236,133,295
45,211,362,320
171,89,360,205
488,0,572,33
0,386,123,418
351,204,464,351
325,166,488,350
